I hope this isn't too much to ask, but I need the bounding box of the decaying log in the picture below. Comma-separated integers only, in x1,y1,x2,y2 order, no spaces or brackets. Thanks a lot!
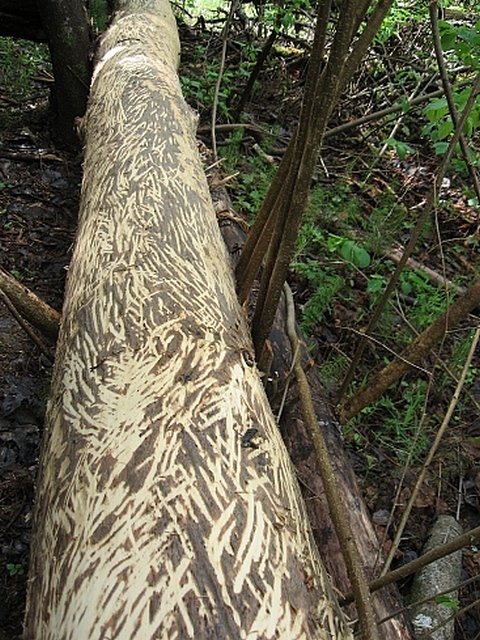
24,2,353,638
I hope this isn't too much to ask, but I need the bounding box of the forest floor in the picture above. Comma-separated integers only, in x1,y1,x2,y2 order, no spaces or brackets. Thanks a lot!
0,86,80,637
1,17,480,639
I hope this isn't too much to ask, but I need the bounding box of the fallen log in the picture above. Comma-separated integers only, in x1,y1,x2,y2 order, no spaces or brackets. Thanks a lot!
23,2,353,638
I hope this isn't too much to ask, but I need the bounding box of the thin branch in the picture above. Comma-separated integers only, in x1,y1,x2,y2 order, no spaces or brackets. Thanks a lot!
430,1,480,202
284,283,380,640
0,265,61,339
380,324,480,575
336,70,480,404
0,287,53,361
211,0,238,158
340,279,480,421
340,522,480,606
378,573,480,627
387,246,466,295
244,0,397,367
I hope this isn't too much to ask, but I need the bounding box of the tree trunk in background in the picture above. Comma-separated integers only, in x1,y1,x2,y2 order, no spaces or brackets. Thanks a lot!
0,0,46,41
24,1,352,638
36,0,92,146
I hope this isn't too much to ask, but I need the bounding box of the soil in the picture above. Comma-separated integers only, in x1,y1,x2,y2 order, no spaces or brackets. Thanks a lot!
0,93,80,638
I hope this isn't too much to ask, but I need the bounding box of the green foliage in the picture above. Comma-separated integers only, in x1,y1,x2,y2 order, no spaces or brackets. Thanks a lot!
293,258,344,333
435,594,460,611
357,378,429,463
86,0,110,32
6,563,24,577
327,234,371,268
438,18,480,66
219,132,277,218
180,52,236,118
318,352,349,392
444,329,480,386
399,270,448,329
0,38,49,100
374,1,428,44
422,88,480,161
383,137,415,160
421,19,480,171
180,43,257,118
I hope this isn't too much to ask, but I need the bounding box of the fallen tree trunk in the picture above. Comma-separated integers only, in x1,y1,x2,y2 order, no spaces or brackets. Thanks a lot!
24,1,353,638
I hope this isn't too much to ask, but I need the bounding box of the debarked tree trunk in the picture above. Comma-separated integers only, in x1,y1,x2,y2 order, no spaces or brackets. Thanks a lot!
23,1,353,638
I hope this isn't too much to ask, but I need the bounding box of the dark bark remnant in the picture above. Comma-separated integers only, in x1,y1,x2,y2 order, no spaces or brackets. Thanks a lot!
36,0,92,146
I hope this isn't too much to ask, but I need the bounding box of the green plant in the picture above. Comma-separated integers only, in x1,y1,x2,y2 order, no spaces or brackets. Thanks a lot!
435,594,460,611
326,234,371,268
221,140,276,219
6,563,24,577
421,18,480,171
383,137,416,160
297,265,344,333
318,352,349,392
422,88,480,160
0,38,49,100
373,2,428,44
399,270,448,330
86,0,110,32
357,378,429,463
180,43,258,118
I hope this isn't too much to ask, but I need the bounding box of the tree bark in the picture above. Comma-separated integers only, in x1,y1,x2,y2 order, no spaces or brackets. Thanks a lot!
0,0,46,41
36,0,92,146
23,1,352,638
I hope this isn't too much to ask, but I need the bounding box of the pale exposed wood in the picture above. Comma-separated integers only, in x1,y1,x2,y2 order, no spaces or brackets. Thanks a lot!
24,1,353,638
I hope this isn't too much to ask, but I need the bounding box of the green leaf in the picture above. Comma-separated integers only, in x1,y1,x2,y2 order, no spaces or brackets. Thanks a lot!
340,240,371,268
326,234,344,252
434,141,449,155
436,119,453,140
435,595,459,611
424,98,448,122
367,275,385,293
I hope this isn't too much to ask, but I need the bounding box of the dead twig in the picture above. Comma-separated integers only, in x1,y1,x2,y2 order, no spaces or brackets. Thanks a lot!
381,324,480,575
340,523,480,606
0,266,61,339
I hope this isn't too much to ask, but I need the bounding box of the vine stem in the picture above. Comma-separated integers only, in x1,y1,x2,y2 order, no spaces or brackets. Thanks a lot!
211,0,238,159
283,283,379,640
